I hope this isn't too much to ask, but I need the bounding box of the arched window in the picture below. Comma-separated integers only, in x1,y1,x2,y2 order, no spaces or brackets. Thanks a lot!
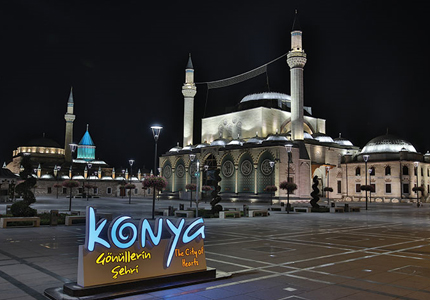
369,167,375,176
385,166,391,176
403,166,409,175
355,167,361,176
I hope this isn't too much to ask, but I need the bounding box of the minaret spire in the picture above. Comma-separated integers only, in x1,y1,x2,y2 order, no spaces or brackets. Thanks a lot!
64,87,76,162
287,10,307,140
182,53,197,146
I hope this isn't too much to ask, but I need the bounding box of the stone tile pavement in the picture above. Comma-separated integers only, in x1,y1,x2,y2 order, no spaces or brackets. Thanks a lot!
1,196,430,299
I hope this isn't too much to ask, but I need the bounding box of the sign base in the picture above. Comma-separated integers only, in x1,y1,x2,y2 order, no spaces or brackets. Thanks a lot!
44,268,230,300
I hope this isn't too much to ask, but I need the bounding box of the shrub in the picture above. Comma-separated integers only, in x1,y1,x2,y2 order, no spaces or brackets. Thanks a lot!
11,201,37,217
360,185,374,192
323,187,333,192
185,183,197,191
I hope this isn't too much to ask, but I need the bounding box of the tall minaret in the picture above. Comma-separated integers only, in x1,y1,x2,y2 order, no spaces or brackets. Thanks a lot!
287,11,307,141
182,54,197,147
64,87,76,162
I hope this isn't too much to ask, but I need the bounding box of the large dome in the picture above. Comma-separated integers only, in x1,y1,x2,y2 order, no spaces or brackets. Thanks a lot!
361,134,416,154
26,137,61,148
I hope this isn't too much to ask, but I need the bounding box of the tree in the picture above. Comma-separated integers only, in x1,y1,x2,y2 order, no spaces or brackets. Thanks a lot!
280,181,297,193
11,155,37,217
63,180,80,211
264,185,278,192
143,176,168,219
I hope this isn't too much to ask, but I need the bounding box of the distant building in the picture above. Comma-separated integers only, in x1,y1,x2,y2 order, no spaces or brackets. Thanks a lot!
4,88,151,199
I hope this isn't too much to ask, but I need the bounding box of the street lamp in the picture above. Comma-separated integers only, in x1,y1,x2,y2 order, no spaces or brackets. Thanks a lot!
326,166,330,207
204,165,209,203
189,154,196,209
86,163,92,201
129,159,134,204
151,125,162,220
69,143,77,179
368,168,373,205
189,154,200,217
414,161,419,206
54,165,61,199
285,144,293,214
363,154,369,210
269,161,275,206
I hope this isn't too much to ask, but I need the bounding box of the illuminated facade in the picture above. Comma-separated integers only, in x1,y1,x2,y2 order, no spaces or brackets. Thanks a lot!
341,135,430,203
159,13,360,203
159,12,430,205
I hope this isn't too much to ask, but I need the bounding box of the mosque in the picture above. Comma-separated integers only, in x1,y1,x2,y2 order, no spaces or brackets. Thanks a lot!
2,12,430,205
2,89,149,199
159,13,430,205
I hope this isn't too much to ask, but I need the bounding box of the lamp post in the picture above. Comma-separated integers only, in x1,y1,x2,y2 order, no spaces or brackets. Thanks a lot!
129,159,134,204
69,143,77,179
188,156,200,217
414,161,419,206
54,165,61,199
285,144,293,214
86,163,92,201
326,166,330,207
204,165,209,203
269,161,275,206
363,154,369,210
151,125,162,220
368,168,372,205
189,154,196,209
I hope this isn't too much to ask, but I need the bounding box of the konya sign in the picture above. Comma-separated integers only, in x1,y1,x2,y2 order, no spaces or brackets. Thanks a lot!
77,206,207,287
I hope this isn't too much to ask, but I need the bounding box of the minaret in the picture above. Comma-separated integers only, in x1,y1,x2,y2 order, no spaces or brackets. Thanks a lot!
182,54,197,147
64,87,76,162
287,11,307,140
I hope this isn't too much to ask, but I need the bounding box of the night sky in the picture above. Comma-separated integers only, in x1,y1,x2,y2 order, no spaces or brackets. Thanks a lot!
1,1,430,171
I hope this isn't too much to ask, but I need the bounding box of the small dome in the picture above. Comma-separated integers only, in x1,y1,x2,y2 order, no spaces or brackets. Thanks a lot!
196,141,209,148
361,134,416,154
265,134,289,142
304,132,313,139
182,144,195,151
228,135,245,146
246,133,264,144
334,134,353,146
210,137,230,146
169,142,182,152
313,133,334,143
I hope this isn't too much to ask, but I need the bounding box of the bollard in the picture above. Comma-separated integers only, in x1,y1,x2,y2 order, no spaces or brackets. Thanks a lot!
243,205,249,217
344,203,349,212
6,205,12,215
168,206,174,216
179,204,184,210
50,210,59,226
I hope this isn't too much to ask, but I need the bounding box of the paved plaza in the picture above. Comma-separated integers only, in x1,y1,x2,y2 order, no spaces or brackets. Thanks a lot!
1,196,430,299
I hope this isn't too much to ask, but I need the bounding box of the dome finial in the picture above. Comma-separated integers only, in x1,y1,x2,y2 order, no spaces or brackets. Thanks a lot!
186,53,194,69
292,9,301,31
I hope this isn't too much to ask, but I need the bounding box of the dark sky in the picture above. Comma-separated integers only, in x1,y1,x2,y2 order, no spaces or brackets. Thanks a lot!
1,1,430,171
